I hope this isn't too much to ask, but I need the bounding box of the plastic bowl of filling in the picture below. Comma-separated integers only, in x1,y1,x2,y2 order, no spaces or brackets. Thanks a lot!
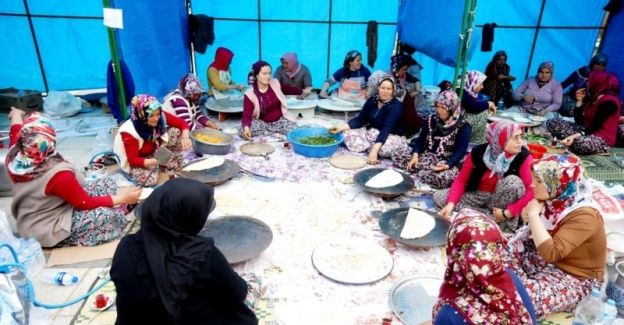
527,143,548,159
287,127,344,158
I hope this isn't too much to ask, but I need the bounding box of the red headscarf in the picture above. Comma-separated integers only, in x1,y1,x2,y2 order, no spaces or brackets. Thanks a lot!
209,47,234,71
433,209,533,325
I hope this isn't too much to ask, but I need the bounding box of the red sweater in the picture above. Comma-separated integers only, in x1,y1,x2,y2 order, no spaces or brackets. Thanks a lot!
9,124,113,210
241,87,283,127
447,154,534,216
120,112,188,167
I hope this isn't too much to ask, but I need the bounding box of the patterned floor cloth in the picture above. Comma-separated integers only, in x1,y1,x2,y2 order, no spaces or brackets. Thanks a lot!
581,147,624,183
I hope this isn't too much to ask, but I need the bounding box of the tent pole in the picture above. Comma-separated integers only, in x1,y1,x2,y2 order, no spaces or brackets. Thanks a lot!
103,0,128,121
594,10,611,55
457,0,478,99
452,0,472,91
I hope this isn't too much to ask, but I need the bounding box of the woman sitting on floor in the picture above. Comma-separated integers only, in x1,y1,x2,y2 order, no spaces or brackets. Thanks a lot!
6,108,140,247
559,53,608,117
547,70,622,155
430,209,537,325
435,121,533,231
111,178,258,325
403,90,471,189
114,95,192,186
366,54,423,137
207,47,245,99
461,70,497,143
512,61,563,116
506,154,605,319
241,61,298,140
319,50,371,100
163,73,220,131
483,50,516,108
329,75,407,165
273,52,314,99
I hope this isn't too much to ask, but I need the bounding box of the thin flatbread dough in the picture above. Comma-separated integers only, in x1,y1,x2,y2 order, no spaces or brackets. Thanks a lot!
365,169,403,188
183,157,225,171
400,208,436,239
139,188,153,201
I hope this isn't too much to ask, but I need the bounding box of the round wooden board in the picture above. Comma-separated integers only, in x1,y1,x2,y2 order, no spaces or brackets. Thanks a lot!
329,154,367,170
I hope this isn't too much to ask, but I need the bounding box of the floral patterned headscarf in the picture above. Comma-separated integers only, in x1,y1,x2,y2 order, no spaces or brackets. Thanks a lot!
433,209,533,325
178,73,204,104
508,154,594,252
6,112,65,182
531,154,592,228
464,70,487,98
130,94,166,141
483,120,523,177
434,90,463,134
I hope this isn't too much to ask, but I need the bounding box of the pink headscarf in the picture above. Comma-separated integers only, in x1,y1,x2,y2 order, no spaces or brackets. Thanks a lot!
281,52,301,79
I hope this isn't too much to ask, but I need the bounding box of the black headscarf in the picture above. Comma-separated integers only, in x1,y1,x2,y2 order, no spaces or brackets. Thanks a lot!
139,178,216,321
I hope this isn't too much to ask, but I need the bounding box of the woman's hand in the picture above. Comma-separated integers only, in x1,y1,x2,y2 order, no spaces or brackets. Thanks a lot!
113,186,142,205
521,199,543,223
367,143,382,165
145,158,159,167
180,130,192,151
406,153,419,171
243,127,252,140
524,94,535,104
297,88,312,99
487,101,497,115
561,133,581,146
205,120,221,131
438,202,455,221
8,107,26,125
575,88,587,103
319,89,328,99
493,208,506,223
430,162,449,172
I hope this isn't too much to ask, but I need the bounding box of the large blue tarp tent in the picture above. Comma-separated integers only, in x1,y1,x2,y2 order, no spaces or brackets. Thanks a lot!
1,0,621,101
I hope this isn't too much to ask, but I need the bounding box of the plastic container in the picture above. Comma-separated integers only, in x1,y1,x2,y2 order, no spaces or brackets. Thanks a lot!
573,288,605,325
40,271,79,286
605,299,617,325
527,143,548,159
18,238,45,277
497,98,505,110
287,127,344,158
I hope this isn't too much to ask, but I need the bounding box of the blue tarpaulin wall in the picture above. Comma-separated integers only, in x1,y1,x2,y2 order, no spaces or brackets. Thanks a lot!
399,0,611,89
1,0,621,100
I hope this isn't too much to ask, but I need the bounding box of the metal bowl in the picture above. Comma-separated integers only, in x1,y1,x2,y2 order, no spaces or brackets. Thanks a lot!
190,129,233,156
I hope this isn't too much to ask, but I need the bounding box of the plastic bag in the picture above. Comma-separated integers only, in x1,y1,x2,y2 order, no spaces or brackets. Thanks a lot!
0,272,26,325
43,91,82,118
0,209,45,277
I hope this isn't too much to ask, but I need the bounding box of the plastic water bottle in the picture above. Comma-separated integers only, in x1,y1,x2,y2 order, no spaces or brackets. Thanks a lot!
497,98,505,110
40,271,79,286
604,299,617,325
573,288,605,325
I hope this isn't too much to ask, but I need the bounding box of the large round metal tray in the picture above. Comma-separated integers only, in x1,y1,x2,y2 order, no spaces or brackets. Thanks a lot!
389,274,444,325
379,208,449,248
311,238,393,284
176,158,240,185
353,168,414,198
199,216,273,264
